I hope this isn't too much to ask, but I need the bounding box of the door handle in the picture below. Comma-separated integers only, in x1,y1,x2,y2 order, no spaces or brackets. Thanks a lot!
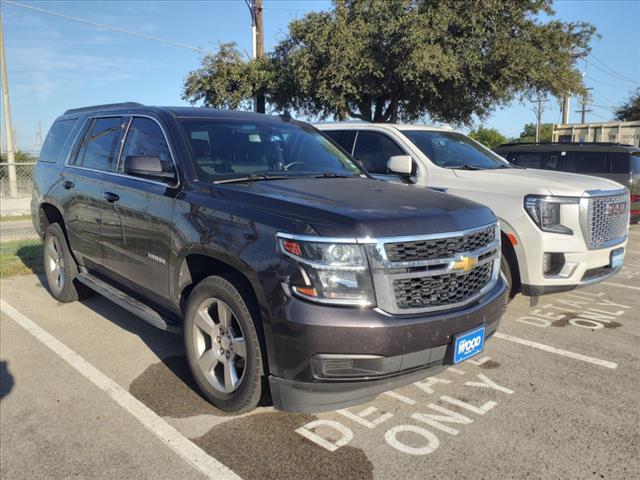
63,180,74,190
104,192,120,203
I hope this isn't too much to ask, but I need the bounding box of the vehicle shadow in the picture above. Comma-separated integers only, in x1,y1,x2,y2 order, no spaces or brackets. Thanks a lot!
0,360,15,400
75,291,264,417
15,244,44,275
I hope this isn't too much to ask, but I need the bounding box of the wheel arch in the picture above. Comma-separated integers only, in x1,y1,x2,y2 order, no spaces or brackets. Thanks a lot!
175,247,271,375
498,217,523,296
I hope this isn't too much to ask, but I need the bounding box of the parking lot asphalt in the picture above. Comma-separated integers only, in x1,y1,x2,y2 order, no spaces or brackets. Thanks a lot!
1,225,639,480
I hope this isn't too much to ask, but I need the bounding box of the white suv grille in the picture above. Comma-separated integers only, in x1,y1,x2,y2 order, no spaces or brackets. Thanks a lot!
584,191,629,249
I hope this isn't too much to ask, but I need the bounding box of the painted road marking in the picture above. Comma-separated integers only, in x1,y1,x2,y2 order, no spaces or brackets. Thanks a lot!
0,300,241,480
494,332,618,369
603,282,640,291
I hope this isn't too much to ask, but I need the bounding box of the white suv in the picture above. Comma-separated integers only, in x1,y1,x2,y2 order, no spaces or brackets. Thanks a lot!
316,123,630,298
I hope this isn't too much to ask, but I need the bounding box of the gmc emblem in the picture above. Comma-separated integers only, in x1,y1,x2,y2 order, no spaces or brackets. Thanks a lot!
606,202,627,216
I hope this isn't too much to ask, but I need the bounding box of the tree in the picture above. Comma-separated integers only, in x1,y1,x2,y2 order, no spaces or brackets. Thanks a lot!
0,150,37,163
468,126,507,148
184,0,596,125
183,42,270,111
517,123,553,143
614,89,640,121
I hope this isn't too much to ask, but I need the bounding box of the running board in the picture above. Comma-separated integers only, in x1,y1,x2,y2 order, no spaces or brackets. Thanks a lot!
77,274,182,334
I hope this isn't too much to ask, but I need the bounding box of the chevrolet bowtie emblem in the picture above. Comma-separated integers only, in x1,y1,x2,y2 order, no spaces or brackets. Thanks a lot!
453,255,478,273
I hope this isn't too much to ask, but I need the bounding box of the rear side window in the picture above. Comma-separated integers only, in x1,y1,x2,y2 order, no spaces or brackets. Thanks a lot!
119,117,174,174
545,152,575,172
74,117,125,172
511,152,543,169
38,118,78,163
324,130,356,154
575,152,610,174
611,153,631,174
632,152,640,174
353,131,405,174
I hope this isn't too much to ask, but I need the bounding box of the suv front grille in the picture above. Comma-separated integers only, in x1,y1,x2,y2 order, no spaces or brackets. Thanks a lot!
384,225,495,262
586,193,629,249
392,262,494,310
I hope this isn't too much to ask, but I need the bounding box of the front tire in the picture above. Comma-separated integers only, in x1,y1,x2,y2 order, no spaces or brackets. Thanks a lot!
43,223,91,302
184,275,265,413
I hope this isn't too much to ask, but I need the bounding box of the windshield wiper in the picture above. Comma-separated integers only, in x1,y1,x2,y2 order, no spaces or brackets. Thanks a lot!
449,164,482,170
311,172,356,178
214,174,292,184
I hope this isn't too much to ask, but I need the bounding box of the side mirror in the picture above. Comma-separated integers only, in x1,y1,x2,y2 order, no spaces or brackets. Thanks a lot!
123,156,175,182
387,155,413,176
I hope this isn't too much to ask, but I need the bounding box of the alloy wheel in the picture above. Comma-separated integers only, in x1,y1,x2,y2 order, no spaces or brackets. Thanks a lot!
45,235,65,293
192,298,247,393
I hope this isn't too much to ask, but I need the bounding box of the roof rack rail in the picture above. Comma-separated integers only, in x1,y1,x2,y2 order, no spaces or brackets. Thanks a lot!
64,102,145,115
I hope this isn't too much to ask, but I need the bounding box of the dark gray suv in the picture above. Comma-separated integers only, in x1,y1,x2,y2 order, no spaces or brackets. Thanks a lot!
32,103,507,413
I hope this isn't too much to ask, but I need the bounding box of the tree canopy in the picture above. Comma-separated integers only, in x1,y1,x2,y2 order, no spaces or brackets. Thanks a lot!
184,0,595,125
515,123,554,143
468,126,508,148
614,89,640,121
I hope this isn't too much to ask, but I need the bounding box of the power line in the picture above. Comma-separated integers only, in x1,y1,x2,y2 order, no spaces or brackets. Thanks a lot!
590,54,640,85
585,59,639,86
3,0,208,53
585,75,636,89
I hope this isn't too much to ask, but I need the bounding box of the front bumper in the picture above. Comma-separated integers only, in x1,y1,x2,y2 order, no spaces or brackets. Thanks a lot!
520,240,627,296
267,276,507,412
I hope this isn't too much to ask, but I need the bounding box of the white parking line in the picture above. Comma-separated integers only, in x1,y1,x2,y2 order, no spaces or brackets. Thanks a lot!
602,282,640,291
494,332,618,369
0,300,241,480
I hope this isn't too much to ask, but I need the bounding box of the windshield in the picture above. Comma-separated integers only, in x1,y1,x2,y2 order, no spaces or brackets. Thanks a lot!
179,118,363,182
401,130,511,170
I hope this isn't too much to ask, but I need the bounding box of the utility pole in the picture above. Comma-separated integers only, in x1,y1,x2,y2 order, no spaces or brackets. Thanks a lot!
577,88,593,124
533,94,548,143
1,12,18,198
34,120,43,151
561,95,570,124
245,0,265,113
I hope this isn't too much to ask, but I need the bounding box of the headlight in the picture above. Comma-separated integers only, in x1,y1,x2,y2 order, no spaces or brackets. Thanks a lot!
277,234,375,306
524,195,579,235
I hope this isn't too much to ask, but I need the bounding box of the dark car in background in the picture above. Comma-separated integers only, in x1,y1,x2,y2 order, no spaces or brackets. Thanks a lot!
31,103,507,413
494,142,640,223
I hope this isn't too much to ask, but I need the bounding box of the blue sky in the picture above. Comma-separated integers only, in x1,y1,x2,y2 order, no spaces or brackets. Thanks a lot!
1,0,639,153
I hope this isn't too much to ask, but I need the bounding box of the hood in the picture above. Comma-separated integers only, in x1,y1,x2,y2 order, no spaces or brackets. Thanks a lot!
452,167,625,196
215,177,495,238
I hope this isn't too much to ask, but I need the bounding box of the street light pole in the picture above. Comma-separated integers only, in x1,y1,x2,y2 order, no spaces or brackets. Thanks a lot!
0,12,18,198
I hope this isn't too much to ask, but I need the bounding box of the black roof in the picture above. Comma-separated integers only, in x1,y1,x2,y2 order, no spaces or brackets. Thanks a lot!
62,102,285,122
495,142,639,152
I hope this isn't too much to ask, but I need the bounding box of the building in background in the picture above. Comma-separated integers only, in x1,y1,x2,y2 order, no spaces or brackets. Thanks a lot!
552,121,640,147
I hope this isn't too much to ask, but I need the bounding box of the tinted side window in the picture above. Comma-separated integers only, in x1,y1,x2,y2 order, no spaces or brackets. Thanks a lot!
75,117,124,171
632,152,640,174
545,152,575,172
39,118,78,163
575,152,610,174
120,117,174,174
324,130,356,154
353,131,405,174
512,152,543,169
611,152,631,174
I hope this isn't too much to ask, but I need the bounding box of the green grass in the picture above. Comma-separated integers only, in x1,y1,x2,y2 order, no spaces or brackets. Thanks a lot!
0,214,32,222
0,240,43,277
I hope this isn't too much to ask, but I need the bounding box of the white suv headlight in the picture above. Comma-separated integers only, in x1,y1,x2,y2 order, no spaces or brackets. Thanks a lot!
277,234,375,306
524,195,579,235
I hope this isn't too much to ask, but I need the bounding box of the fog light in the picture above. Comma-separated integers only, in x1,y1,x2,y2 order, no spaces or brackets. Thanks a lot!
543,253,565,276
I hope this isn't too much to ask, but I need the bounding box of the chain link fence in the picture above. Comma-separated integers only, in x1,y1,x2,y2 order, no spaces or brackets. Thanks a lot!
1,162,40,246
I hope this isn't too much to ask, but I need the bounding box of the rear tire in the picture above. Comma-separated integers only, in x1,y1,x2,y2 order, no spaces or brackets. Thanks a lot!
43,223,92,302
184,275,265,413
